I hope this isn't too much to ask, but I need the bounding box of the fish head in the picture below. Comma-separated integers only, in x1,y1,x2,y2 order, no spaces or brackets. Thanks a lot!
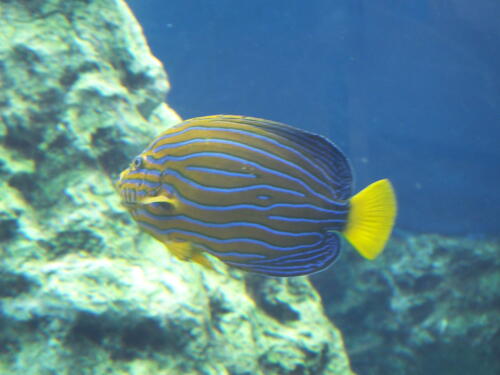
116,152,176,214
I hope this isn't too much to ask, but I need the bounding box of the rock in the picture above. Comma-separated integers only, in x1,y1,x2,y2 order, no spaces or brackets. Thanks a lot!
0,1,354,374
313,232,500,375
1,255,353,375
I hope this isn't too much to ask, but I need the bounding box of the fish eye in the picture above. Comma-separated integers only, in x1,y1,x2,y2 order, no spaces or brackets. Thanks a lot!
132,156,143,169
155,202,173,211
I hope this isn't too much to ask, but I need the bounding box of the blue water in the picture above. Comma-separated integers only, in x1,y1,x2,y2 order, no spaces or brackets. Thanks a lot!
127,0,500,236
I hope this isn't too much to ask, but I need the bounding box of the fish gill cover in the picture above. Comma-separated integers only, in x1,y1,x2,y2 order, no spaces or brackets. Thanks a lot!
0,0,354,374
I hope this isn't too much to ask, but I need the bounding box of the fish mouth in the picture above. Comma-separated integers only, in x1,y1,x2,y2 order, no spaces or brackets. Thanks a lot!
116,171,175,210
116,180,141,208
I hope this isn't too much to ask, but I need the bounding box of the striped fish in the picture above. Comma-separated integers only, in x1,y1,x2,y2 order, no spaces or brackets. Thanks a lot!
117,115,397,277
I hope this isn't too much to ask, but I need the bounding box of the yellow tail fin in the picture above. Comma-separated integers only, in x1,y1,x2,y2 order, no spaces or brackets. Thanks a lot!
343,179,397,260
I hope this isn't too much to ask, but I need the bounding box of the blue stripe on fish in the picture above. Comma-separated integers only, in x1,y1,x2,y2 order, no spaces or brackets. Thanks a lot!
152,137,335,194
152,125,343,188
136,221,324,252
268,215,347,224
168,183,348,215
149,152,341,206
228,117,353,200
162,169,306,198
185,165,257,178
137,210,321,239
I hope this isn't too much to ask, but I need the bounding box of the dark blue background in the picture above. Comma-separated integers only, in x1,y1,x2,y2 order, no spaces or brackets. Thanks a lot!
128,0,500,235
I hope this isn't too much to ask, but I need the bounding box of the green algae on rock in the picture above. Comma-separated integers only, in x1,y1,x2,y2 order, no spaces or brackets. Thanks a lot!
0,1,354,374
314,233,500,375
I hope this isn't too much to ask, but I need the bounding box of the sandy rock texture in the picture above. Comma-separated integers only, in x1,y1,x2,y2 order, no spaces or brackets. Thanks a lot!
0,1,354,374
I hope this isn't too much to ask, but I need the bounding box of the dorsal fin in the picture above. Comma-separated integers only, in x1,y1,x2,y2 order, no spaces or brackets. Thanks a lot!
218,115,353,200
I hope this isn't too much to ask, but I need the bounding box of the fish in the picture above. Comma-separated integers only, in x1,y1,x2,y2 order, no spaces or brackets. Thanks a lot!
117,115,397,277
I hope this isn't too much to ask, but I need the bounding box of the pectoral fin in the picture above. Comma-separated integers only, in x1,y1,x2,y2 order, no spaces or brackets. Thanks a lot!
164,240,214,271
